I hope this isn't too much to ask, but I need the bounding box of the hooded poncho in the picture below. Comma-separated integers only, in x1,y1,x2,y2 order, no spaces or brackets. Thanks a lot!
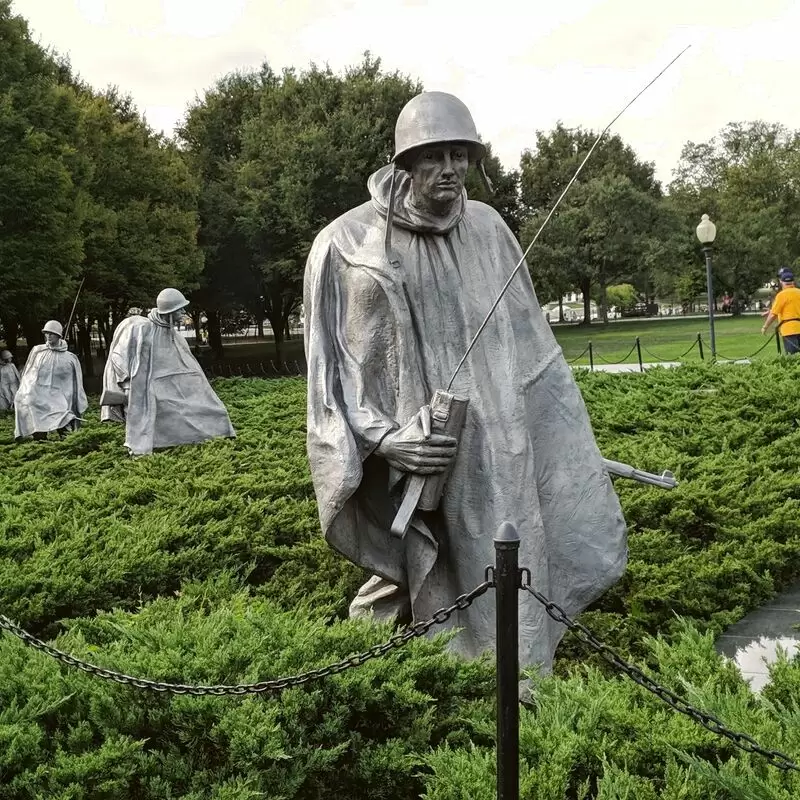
100,310,236,455
14,342,87,438
0,361,20,412
303,165,627,672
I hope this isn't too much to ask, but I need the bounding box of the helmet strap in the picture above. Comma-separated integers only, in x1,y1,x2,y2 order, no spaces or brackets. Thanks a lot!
384,163,401,267
477,160,494,195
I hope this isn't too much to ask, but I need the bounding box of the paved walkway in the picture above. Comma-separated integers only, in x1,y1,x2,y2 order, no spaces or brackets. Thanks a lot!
573,362,680,373
715,581,800,691
572,359,753,374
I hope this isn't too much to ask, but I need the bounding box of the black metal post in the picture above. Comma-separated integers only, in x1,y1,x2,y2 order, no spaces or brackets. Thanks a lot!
589,341,594,371
776,331,783,356
702,245,717,360
494,522,520,800
697,333,704,361
635,337,643,372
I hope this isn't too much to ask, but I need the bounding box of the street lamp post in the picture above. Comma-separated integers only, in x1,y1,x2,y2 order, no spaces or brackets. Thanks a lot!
696,214,717,360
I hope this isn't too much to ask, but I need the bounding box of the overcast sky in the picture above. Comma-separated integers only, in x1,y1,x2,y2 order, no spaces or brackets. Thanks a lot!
12,0,800,185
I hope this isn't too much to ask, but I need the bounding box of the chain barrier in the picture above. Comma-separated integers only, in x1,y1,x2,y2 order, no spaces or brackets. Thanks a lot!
640,337,699,363
520,577,800,773
3,570,798,773
593,341,638,365
200,334,783,378
204,360,307,379
677,338,700,359
0,579,492,696
566,345,591,365
714,332,779,363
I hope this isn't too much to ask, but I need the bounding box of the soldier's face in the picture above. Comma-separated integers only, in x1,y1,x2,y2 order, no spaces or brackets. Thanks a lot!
44,332,60,346
410,143,469,206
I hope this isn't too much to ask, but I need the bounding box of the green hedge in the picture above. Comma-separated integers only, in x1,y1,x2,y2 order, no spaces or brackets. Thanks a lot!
423,621,800,798
0,577,495,799
2,364,800,797
0,379,364,635
3,366,800,653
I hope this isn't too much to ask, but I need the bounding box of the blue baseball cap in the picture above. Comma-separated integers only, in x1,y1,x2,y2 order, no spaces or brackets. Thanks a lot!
779,268,795,282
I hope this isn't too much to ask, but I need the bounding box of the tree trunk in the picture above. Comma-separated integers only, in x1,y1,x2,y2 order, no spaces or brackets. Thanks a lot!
21,316,45,352
267,315,284,367
580,278,592,325
1,316,19,356
97,315,112,353
186,307,203,353
599,259,608,325
207,310,224,358
77,319,94,377
558,297,564,323
256,315,264,338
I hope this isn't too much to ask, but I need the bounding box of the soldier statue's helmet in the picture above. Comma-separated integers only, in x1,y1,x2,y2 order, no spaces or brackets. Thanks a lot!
42,320,63,337
156,288,189,315
393,92,486,169
0,350,12,361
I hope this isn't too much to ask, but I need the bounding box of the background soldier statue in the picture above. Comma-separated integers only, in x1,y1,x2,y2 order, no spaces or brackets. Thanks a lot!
100,288,236,456
0,349,20,412
303,92,627,674
14,320,87,440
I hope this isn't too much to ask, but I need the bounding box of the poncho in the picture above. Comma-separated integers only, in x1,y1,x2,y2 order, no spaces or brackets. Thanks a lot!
303,165,628,672
0,362,20,412
100,310,236,455
14,342,87,438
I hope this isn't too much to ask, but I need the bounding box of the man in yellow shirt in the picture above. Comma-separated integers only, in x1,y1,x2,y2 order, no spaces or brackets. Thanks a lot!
762,268,800,354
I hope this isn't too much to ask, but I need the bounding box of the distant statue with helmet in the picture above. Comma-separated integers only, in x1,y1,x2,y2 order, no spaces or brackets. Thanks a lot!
0,349,21,412
14,320,88,440
303,92,627,674
100,288,236,455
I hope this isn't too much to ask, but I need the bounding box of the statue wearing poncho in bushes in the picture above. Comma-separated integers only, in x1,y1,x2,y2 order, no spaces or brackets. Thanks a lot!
14,321,87,440
303,92,628,674
100,288,236,456
0,350,20,412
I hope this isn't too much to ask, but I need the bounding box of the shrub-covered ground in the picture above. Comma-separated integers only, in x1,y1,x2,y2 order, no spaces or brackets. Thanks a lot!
2,365,800,798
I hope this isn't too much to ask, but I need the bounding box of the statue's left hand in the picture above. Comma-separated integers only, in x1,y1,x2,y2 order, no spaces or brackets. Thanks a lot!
376,411,457,474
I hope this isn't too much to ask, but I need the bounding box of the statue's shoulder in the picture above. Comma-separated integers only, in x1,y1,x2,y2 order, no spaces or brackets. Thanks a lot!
464,200,522,253
310,200,381,260
465,199,510,231
120,315,150,329
113,315,151,338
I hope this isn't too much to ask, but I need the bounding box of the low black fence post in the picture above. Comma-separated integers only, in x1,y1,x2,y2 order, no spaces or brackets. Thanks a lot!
589,342,594,371
776,332,782,356
635,337,643,372
494,522,520,800
697,333,704,361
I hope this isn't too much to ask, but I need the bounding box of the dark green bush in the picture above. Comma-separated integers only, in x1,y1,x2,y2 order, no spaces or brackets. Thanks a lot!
3,364,800,797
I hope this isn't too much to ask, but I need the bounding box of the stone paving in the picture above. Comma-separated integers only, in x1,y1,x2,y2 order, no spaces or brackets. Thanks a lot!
715,582,800,692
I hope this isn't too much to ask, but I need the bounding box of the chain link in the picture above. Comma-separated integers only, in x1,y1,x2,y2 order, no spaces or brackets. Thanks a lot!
520,575,799,772
0,580,492,696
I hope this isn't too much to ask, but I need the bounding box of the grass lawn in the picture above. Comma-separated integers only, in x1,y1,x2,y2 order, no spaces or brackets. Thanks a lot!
551,314,782,365
203,314,782,368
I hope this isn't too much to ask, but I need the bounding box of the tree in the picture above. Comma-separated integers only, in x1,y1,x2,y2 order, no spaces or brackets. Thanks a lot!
177,67,272,356
668,122,800,311
179,55,422,363
520,123,661,214
0,1,86,350
464,142,522,236
236,56,424,364
518,125,664,324
70,88,202,372
606,283,638,312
